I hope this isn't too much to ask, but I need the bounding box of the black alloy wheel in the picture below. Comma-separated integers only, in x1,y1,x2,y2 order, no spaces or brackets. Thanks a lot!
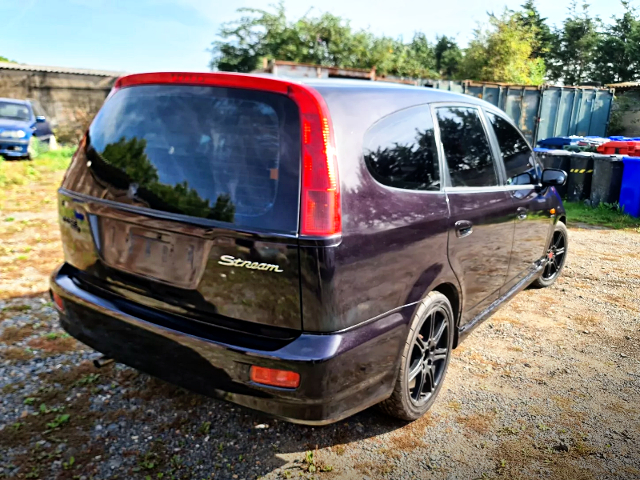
542,227,567,281
379,291,454,421
533,221,568,289
407,306,449,407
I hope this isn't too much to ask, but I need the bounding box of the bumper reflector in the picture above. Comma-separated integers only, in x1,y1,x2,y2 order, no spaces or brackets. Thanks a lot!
250,366,300,389
51,291,65,312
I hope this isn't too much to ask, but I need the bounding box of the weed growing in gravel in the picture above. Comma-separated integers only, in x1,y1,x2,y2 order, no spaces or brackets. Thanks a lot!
304,450,316,473
24,466,40,479
73,373,101,387
170,454,184,469
198,421,211,435
62,456,75,470
46,413,70,429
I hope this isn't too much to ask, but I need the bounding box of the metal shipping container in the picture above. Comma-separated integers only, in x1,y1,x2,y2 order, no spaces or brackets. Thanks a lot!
429,80,614,145
536,87,614,141
256,61,615,145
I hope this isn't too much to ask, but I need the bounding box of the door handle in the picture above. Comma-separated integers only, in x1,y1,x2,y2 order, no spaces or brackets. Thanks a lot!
517,207,528,221
455,220,473,238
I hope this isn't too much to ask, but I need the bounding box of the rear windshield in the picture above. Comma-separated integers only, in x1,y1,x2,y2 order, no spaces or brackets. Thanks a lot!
86,85,301,233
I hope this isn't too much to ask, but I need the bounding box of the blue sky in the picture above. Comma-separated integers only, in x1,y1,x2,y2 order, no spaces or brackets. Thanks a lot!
0,0,619,73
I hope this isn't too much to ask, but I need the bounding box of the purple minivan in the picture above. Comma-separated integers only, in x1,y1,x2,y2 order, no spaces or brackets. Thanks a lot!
50,72,568,424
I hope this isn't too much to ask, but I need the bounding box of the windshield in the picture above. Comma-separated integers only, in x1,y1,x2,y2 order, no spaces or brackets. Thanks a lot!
0,102,31,122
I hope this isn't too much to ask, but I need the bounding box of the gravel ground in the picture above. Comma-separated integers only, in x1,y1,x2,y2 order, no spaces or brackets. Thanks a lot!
1,222,639,480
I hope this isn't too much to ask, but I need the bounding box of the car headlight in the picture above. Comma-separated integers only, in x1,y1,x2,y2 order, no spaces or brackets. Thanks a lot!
0,130,27,139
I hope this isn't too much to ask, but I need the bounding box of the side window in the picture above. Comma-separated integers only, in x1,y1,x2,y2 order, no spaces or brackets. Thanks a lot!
487,112,536,186
435,107,499,188
363,105,440,191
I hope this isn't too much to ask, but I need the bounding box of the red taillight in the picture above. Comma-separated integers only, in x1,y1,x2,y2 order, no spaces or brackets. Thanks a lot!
250,366,300,389
297,106,340,236
111,72,341,237
51,291,65,312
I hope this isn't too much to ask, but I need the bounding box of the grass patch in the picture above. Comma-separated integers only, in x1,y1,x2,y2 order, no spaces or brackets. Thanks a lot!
28,335,79,354
0,146,75,187
0,324,35,343
1,346,34,361
564,202,640,231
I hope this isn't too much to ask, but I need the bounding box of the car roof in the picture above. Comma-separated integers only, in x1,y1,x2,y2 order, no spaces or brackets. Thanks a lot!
294,77,489,106
0,97,30,106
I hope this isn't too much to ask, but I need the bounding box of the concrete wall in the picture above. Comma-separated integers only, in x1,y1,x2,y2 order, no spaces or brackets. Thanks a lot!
0,67,118,143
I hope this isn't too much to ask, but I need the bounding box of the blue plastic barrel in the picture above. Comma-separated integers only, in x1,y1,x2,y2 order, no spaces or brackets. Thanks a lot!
619,157,640,217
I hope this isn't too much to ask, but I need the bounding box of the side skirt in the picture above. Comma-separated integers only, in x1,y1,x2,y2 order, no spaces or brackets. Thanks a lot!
457,261,545,344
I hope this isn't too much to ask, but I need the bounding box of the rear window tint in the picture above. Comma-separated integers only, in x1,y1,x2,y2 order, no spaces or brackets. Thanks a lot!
86,85,301,233
363,105,440,191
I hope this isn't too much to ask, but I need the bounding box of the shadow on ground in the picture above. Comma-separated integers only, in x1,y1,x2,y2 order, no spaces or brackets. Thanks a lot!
0,292,408,480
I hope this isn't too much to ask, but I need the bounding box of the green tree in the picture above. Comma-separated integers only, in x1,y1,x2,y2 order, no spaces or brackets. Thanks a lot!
547,1,600,85
460,10,546,85
210,2,437,78
102,137,159,186
97,137,234,222
592,1,640,84
389,33,438,78
516,0,554,62
434,36,462,79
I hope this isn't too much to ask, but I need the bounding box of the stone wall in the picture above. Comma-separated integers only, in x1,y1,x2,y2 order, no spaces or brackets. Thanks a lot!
0,65,119,143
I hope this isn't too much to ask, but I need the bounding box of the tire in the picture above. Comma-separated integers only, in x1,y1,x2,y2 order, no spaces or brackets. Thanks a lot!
532,221,568,289
379,291,455,421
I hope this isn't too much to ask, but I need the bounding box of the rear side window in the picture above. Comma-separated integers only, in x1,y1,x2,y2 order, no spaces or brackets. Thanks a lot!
436,106,498,188
487,112,536,185
363,105,440,191
85,85,301,233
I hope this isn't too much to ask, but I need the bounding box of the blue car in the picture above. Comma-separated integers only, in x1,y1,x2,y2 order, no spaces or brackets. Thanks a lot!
0,98,55,159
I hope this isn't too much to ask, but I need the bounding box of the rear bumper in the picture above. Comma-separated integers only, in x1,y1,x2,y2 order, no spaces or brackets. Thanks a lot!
50,264,407,425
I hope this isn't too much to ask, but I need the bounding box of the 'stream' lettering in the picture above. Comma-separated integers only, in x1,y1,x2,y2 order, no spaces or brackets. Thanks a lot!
218,255,284,273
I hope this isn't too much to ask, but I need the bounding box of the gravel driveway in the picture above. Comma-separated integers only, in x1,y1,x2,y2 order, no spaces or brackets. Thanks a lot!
1,198,639,480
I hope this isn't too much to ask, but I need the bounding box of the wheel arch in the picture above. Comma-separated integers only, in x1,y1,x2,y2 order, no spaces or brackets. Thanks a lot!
430,282,462,348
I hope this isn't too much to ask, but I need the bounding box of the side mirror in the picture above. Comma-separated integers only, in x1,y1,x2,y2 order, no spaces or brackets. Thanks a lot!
540,168,567,187
35,116,46,123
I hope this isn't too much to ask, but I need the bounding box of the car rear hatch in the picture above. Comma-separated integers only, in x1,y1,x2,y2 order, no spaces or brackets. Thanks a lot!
59,73,340,338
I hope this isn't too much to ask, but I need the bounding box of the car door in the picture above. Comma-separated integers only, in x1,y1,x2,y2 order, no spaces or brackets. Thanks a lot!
434,105,515,326
484,110,554,291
